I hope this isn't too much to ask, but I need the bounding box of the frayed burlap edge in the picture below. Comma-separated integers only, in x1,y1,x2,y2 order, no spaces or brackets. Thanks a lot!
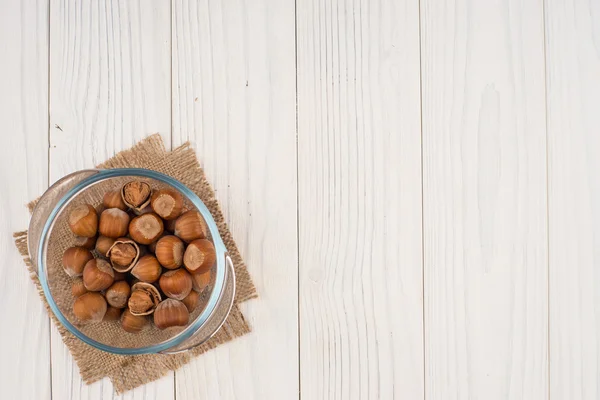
14,134,257,393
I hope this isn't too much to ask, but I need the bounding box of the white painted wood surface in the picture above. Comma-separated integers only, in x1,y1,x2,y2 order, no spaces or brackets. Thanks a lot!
545,0,600,398
420,0,548,398
0,1,51,399
0,0,599,399
297,0,423,398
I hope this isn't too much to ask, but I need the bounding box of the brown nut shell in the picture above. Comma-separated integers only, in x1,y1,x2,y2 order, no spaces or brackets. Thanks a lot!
129,213,164,245
68,204,98,237
151,188,184,220
181,290,200,312
154,299,189,330
128,282,162,316
110,243,137,266
103,190,127,211
106,238,140,272
183,239,216,274
105,281,131,308
73,292,107,322
155,235,184,269
159,269,193,300
74,235,97,250
121,309,148,333
104,306,123,321
95,235,116,257
191,271,212,293
71,277,88,297
99,208,130,238
174,211,208,242
62,246,94,277
108,242,138,270
121,181,152,213
82,258,115,291
131,255,162,283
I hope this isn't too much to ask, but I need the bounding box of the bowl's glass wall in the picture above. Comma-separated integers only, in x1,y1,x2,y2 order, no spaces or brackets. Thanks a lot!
30,169,234,354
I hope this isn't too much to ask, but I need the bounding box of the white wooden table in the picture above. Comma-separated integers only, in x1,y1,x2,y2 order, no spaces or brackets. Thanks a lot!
0,0,598,399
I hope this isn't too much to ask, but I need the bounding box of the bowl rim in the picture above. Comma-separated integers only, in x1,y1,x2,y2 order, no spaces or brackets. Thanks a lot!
36,168,229,354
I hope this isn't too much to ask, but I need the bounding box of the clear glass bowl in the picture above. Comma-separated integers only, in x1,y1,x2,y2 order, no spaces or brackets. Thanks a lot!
28,168,235,355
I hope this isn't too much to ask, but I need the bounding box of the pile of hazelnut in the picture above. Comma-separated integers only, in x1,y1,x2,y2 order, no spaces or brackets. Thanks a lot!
62,181,215,333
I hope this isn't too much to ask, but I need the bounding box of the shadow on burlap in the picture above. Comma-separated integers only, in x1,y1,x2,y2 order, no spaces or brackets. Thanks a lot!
13,134,257,393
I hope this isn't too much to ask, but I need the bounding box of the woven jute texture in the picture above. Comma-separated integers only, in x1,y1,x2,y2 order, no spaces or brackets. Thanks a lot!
12,134,257,393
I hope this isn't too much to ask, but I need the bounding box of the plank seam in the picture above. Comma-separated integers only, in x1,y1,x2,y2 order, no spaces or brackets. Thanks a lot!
541,0,551,398
46,0,53,398
295,0,301,398
417,0,426,398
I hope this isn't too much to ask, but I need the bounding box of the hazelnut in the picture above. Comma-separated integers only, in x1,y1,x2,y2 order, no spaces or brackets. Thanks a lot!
105,281,131,308
174,211,208,242
121,309,148,333
154,299,189,330
131,255,162,283
159,269,193,300
95,235,116,257
106,238,140,272
103,190,127,211
74,235,97,250
128,282,161,316
68,204,98,237
71,277,88,297
104,306,123,321
129,213,164,245
73,292,107,322
110,243,136,265
62,246,94,277
99,208,130,238
121,181,152,212
191,271,211,293
82,258,115,291
151,188,184,220
128,290,152,315
164,218,177,233
181,290,200,312
183,239,216,274
155,235,184,269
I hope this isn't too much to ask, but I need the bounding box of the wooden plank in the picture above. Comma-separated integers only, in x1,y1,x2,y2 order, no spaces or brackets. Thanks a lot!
48,0,173,398
0,1,51,399
420,0,548,398
296,0,424,398
171,0,298,399
545,0,600,398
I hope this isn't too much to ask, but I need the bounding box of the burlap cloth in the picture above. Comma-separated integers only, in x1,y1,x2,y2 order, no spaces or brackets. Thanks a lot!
12,134,257,393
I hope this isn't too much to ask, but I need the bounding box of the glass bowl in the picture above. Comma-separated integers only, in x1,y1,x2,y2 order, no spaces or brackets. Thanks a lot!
28,168,235,354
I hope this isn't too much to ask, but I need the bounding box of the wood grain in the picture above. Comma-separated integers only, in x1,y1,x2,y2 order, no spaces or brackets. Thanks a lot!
545,0,600,398
48,0,173,398
172,0,299,399
0,0,51,399
420,0,548,398
296,0,424,398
